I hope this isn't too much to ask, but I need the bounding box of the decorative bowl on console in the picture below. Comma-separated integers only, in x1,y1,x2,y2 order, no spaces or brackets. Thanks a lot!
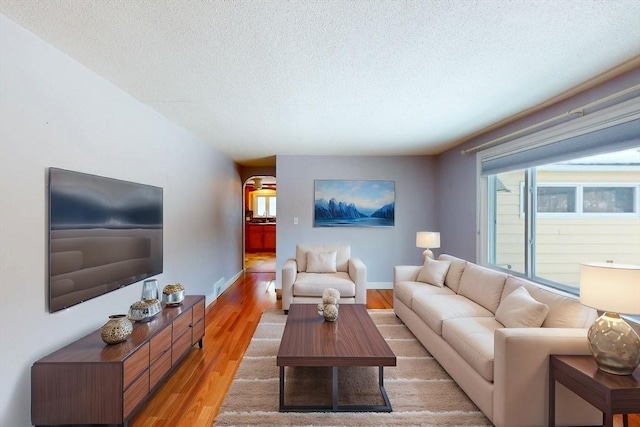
101,314,133,344
128,298,162,322
162,283,185,306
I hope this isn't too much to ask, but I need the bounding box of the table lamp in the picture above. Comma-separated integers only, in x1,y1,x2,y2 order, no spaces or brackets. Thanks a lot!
580,262,640,375
416,231,440,261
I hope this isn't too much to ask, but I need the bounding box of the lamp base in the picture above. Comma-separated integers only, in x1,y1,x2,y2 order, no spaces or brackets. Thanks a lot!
587,312,640,375
421,249,434,262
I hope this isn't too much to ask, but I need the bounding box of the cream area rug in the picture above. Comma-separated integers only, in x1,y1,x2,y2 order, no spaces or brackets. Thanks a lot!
214,309,492,426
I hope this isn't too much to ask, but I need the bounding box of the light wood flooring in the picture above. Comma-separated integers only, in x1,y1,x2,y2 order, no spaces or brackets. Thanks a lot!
244,252,276,272
129,254,637,427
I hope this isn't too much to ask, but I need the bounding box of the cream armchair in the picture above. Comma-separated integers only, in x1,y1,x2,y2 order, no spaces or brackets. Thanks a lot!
281,244,367,313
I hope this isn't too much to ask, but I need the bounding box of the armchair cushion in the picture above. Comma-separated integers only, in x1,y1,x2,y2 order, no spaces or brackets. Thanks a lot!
292,272,356,298
306,250,337,273
296,244,350,272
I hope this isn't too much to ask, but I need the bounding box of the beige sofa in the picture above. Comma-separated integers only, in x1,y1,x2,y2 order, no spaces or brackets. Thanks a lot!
281,244,366,313
394,254,602,427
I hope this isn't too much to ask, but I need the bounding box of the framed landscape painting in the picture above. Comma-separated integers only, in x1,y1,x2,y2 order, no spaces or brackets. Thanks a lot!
314,180,395,227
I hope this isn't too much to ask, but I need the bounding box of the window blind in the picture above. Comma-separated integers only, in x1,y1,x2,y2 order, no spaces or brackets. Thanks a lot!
481,118,640,176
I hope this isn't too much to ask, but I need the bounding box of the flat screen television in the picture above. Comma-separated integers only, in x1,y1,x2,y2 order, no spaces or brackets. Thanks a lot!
48,168,163,313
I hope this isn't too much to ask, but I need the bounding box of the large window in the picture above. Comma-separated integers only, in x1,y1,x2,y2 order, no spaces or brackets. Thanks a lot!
487,147,640,293
255,194,276,218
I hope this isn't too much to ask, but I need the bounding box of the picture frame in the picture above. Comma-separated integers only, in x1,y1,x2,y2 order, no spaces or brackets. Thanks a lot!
314,180,395,227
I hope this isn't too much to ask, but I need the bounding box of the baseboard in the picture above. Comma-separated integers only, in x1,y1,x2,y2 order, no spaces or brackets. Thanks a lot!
367,281,393,290
208,271,244,304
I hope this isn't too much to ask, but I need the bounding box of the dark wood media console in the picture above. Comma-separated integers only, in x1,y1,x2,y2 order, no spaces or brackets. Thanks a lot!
32,295,206,426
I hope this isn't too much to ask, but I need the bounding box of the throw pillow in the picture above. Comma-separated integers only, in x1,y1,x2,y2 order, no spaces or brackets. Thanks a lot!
416,257,451,287
495,286,550,328
306,250,338,273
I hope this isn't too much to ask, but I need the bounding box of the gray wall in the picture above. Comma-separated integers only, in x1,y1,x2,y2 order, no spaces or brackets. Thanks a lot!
0,15,242,426
435,147,478,261
275,155,437,287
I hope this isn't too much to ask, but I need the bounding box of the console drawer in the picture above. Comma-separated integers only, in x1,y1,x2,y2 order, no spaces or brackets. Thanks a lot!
192,317,205,344
123,343,149,389
193,300,205,323
150,327,172,364
123,370,149,418
172,328,192,366
172,311,192,342
150,348,171,390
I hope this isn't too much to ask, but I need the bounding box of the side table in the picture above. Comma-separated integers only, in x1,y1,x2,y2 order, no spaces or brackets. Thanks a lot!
549,355,640,427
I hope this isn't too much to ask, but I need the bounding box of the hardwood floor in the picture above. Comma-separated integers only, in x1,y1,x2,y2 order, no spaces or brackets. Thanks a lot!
129,268,638,427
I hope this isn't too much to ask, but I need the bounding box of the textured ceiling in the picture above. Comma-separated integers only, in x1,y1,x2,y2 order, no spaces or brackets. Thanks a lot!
1,0,639,166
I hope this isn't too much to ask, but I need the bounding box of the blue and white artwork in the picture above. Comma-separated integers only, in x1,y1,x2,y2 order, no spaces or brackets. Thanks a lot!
314,180,395,227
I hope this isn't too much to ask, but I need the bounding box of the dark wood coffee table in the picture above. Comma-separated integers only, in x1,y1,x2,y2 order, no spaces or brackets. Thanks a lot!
276,304,396,412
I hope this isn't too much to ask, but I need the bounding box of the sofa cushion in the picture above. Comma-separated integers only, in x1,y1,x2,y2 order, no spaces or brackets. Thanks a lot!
457,263,507,313
412,294,494,335
438,254,467,293
442,317,501,382
502,277,597,328
495,286,550,328
296,245,351,273
395,281,456,308
292,272,355,297
306,250,337,273
417,257,451,287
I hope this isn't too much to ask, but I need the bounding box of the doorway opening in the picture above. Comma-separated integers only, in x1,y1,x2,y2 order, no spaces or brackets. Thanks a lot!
244,176,276,272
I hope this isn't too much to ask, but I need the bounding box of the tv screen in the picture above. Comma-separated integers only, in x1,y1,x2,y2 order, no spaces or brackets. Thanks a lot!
48,168,163,313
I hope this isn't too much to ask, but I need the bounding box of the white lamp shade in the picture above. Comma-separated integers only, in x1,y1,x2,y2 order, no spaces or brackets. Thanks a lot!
580,262,640,315
416,231,440,249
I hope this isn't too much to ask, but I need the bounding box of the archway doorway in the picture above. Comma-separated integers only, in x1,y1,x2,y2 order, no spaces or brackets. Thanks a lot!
243,176,276,272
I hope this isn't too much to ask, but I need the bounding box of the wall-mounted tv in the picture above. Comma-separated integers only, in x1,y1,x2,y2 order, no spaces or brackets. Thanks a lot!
48,168,163,313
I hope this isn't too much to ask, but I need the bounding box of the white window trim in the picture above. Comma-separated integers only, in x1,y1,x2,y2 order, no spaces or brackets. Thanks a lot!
531,182,639,217
253,194,276,218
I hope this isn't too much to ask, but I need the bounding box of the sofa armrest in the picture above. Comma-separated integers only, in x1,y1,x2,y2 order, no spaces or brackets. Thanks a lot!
281,258,297,311
348,258,367,304
493,328,599,427
393,265,422,283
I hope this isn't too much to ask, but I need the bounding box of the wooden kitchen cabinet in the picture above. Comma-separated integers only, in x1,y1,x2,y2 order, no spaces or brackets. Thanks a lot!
245,223,276,252
31,295,205,426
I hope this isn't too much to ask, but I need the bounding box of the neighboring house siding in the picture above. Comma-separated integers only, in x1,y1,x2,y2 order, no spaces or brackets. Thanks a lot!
496,168,640,288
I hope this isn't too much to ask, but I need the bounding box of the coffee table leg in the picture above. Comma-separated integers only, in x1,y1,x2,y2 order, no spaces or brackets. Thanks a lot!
279,366,285,410
549,367,555,427
279,365,392,412
379,366,392,412
332,367,338,411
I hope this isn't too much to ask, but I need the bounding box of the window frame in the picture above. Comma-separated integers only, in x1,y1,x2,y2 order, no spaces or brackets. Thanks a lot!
522,182,639,218
252,194,276,218
476,96,640,292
